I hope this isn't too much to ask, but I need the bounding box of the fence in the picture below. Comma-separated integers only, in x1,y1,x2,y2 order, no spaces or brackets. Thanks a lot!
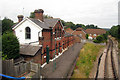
2,59,41,79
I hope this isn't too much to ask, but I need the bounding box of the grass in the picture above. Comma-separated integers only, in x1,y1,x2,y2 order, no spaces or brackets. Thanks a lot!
71,43,104,78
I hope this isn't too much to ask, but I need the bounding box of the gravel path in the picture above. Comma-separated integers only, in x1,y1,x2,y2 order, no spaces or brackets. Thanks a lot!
41,43,84,78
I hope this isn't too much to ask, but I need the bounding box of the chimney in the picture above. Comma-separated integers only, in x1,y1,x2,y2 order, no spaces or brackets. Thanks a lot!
17,15,24,22
34,9,44,22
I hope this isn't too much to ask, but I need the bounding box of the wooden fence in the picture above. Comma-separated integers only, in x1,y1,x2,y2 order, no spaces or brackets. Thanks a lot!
2,59,41,78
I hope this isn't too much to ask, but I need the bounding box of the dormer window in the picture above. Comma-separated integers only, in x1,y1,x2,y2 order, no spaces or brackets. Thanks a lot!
25,27,31,39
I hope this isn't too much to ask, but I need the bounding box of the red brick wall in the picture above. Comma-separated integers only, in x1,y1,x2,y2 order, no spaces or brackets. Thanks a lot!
39,20,75,64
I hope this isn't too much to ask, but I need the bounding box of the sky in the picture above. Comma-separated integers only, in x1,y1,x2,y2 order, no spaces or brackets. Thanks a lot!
0,0,119,28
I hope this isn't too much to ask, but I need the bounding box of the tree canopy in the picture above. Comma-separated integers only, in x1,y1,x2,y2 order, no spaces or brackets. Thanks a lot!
109,25,119,39
29,12,53,19
2,32,20,60
2,17,14,34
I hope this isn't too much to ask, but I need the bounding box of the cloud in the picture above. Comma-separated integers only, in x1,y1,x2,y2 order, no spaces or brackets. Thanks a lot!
0,0,119,28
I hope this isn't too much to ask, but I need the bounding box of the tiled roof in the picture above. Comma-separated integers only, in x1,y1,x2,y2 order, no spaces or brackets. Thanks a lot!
64,28,73,34
20,44,42,56
76,27,84,31
85,29,106,34
29,18,60,29
12,18,61,29
64,32,73,37
72,30,86,39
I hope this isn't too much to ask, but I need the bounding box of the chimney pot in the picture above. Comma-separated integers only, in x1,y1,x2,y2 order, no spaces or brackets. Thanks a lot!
17,15,24,22
34,9,44,22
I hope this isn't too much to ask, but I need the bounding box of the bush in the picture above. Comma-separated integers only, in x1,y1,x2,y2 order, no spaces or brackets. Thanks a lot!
2,32,20,60
93,35,104,43
93,40,100,43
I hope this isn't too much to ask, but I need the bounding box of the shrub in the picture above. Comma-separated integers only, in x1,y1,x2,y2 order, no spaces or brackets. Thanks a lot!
93,35,104,43
2,32,20,60
93,40,100,43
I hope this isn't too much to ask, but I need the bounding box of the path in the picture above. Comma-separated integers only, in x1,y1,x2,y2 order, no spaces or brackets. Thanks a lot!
41,43,84,78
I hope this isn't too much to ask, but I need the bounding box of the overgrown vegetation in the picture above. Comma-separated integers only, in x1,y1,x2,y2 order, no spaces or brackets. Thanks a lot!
109,25,120,39
93,32,108,43
109,25,120,52
71,43,104,78
2,32,20,60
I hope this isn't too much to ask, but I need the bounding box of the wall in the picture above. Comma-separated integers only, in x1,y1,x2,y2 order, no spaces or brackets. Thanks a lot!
2,59,41,78
14,18,42,44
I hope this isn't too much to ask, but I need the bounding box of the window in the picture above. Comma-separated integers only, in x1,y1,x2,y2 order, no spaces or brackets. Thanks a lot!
25,27,31,39
94,34,96,36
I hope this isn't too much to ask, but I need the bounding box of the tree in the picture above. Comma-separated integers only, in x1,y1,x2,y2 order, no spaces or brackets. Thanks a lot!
118,25,120,39
109,25,119,38
2,17,14,34
30,12,35,18
2,32,20,60
85,24,98,29
75,24,86,29
44,14,53,19
29,12,53,19
93,35,104,43
65,22,76,30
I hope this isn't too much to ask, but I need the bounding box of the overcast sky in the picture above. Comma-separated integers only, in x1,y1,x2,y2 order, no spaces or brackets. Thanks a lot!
0,0,119,28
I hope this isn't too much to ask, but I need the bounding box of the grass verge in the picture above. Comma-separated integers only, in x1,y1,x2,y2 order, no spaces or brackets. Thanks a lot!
71,43,104,78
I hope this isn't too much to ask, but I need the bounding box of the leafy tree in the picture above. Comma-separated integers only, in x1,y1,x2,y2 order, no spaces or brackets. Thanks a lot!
93,35,104,43
75,24,86,29
29,12,53,19
44,14,53,19
2,32,20,60
85,24,98,29
65,22,76,30
102,33,108,40
2,18,14,34
109,25,119,38
30,12,35,18
0,20,2,35
118,25,120,39
86,34,89,39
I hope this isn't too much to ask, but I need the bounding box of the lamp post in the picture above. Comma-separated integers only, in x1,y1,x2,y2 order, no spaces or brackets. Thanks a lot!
53,33,56,72
49,27,57,72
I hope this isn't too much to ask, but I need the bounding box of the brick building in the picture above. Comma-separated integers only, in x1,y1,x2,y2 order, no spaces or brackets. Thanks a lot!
12,9,75,64
85,29,106,39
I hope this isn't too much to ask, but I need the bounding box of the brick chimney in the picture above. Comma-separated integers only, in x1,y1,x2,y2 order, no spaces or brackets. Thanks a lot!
34,9,44,22
17,15,24,22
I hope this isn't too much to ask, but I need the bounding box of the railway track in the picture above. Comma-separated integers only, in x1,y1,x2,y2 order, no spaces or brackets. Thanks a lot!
96,38,118,80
